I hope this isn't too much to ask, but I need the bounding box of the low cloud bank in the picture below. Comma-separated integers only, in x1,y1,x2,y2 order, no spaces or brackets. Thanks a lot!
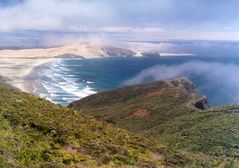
124,61,239,105
126,41,239,56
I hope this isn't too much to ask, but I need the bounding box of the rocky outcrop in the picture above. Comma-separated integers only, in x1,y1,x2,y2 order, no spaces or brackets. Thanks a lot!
103,46,136,57
141,52,160,57
168,77,197,94
192,96,209,110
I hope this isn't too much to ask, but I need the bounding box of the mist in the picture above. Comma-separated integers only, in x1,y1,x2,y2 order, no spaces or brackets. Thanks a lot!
124,61,239,105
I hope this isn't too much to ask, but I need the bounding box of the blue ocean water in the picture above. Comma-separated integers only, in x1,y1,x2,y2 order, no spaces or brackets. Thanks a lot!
33,56,239,106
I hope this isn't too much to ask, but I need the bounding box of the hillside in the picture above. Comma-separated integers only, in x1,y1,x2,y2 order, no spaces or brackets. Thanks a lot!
69,78,209,133
0,82,211,167
69,78,239,167
0,78,238,167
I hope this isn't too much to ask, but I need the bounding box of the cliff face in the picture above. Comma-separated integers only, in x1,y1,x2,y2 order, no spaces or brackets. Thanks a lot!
69,78,239,166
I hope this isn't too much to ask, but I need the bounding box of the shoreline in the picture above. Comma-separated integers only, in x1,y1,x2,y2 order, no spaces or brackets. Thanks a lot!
17,58,58,93
0,57,57,93
22,59,59,93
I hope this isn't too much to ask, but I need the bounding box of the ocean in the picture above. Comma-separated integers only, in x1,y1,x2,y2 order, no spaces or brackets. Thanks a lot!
32,56,239,107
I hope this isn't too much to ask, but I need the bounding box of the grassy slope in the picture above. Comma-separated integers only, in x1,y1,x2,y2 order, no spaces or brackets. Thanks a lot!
70,78,239,167
0,83,190,168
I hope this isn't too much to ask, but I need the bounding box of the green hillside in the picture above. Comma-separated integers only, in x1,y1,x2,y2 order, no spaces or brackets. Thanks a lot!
0,85,177,167
0,83,187,168
0,78,238,167
69,78,239,167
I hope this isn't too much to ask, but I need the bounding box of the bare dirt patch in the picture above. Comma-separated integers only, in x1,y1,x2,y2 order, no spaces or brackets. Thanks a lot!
145,88,166,98
125,108,151,119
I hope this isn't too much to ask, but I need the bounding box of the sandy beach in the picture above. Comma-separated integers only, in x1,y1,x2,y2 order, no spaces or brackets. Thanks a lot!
0,43,108,93
0,57,57,92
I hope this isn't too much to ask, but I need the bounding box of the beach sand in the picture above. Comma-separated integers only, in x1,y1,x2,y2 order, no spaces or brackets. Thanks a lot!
0,57,57,93
0,43,104,93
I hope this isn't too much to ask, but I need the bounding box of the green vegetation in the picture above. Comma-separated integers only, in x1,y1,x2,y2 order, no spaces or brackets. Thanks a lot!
70,78,239,167
0,83,194,167
1,77,239,167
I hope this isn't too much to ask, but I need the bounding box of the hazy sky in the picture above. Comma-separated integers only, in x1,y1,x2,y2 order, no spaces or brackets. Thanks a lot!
0,0,239,46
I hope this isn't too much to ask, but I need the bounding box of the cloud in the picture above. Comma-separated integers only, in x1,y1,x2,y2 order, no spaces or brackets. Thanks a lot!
0,0,115,31
124,61,239,105
40,33,113,47
97,27,165,34
124,42,174,52
0,0,239,45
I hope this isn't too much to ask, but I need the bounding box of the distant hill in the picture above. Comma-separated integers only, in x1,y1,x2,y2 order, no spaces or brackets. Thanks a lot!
0,42,165,59
69,77,239,166
0,42,137,59
0,42,136,58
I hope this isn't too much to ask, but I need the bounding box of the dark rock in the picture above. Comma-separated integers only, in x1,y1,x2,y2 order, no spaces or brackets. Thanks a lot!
141,52,160,57
193,96,209,110
103,46,136,57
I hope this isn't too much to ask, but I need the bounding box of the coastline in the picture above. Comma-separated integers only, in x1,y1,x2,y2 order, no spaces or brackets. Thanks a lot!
0,57,57,93
22,59,59,94
18,58,58,93
0,42,121,93
160,53,194,56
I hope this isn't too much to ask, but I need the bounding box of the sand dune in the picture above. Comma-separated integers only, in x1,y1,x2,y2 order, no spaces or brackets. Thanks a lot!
0,42,136,92
0,43,103,58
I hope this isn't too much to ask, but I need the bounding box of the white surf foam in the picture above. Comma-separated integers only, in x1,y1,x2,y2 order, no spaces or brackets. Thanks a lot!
35,58,97,105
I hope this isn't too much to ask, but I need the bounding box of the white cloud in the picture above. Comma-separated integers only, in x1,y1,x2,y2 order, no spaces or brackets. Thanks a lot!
0,0,115,31
0,0,239,43
124,61,239,104
97,26,166,33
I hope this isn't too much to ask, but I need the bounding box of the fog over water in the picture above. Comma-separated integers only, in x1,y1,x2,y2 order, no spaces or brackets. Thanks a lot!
124,61,239,105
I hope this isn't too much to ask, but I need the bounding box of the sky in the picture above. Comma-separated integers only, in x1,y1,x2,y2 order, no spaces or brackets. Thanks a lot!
0,0,239,47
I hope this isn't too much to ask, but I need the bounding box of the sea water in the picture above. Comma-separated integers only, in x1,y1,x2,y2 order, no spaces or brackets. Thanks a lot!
33,56,239,106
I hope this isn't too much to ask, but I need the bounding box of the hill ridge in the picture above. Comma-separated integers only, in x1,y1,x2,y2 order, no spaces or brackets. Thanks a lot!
0,78,238,167
69,77,239,167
